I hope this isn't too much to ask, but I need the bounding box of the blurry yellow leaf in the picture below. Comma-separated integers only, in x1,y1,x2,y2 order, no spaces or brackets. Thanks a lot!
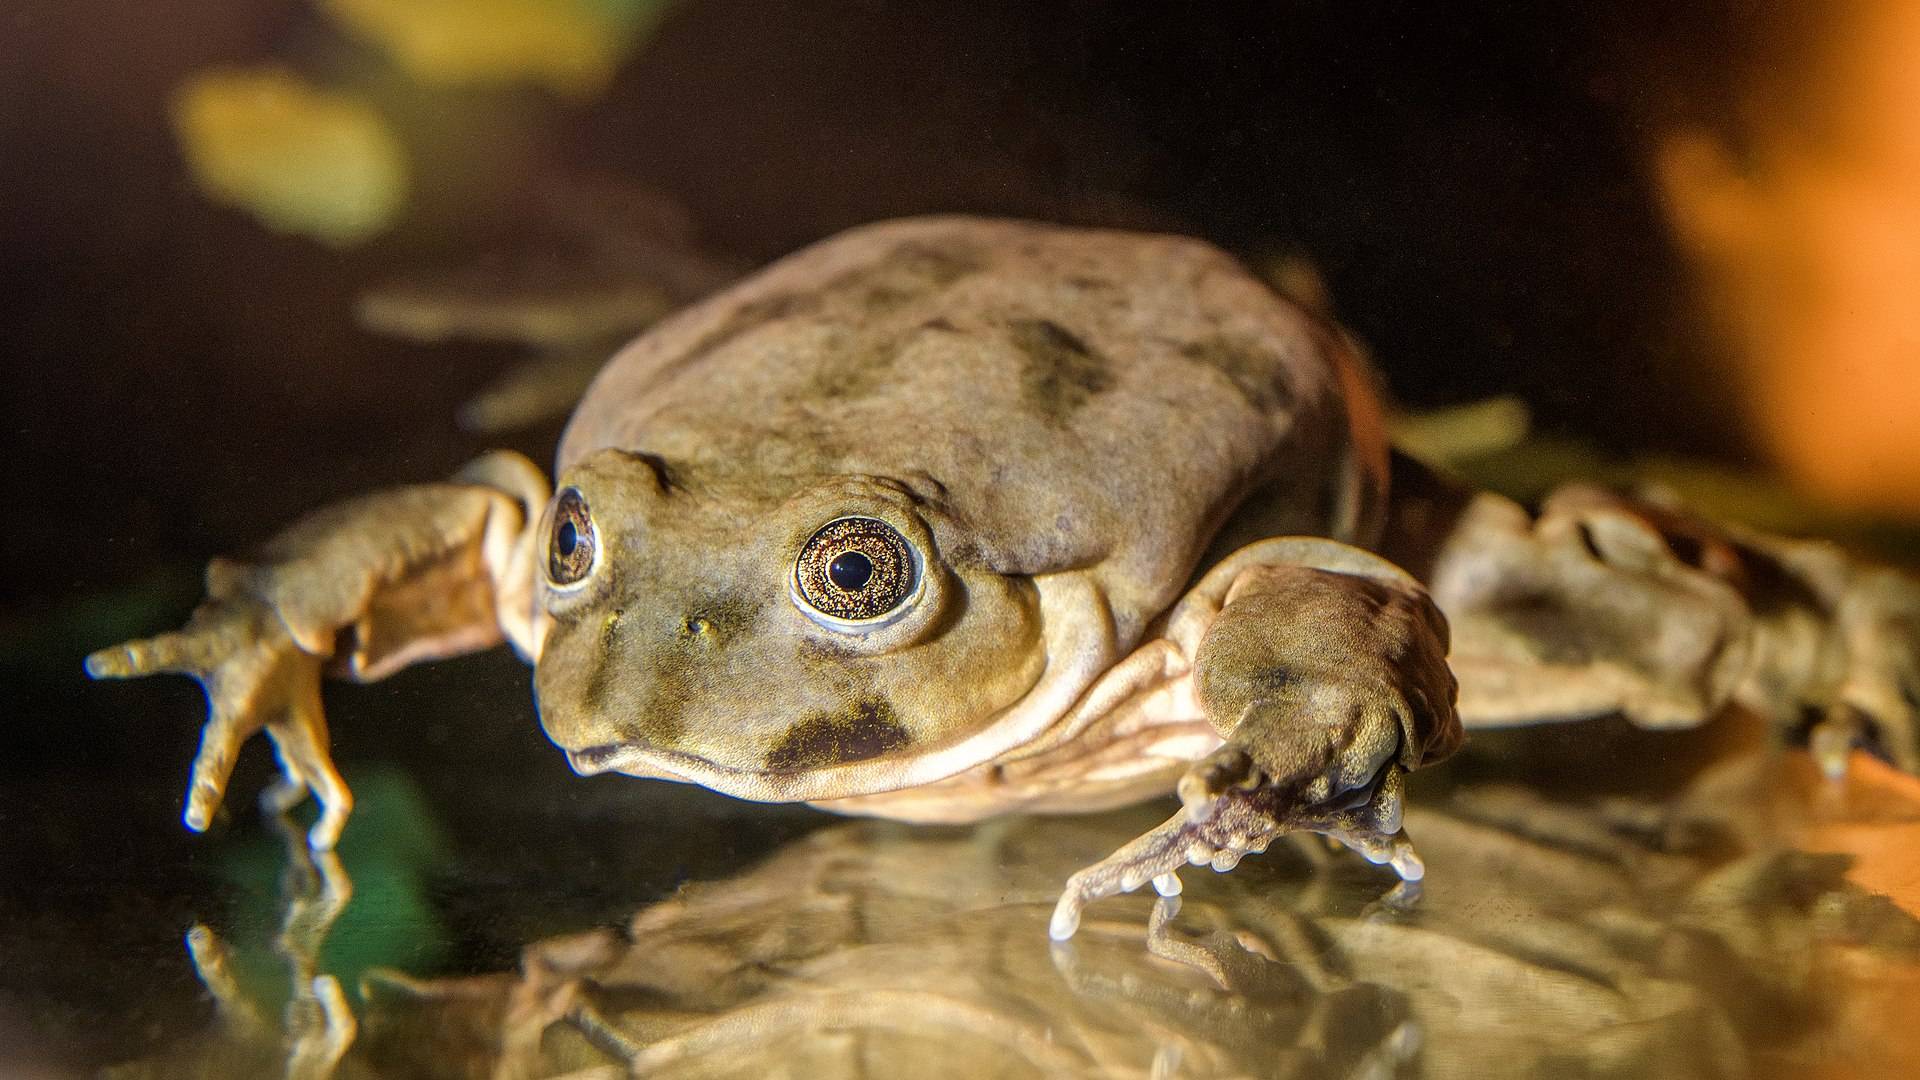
322,0,671,97
171,67,408,246
1391,396,1532,466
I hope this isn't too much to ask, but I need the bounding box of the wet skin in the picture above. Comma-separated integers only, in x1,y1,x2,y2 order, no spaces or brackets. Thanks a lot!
88,217,1920,938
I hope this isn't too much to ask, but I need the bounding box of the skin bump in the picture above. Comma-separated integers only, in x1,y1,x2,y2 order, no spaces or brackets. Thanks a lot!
766,699,912,771
678,594,756,642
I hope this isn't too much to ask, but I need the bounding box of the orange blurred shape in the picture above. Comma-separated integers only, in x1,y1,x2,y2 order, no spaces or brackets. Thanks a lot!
1658,1,1920,520
1796,754,1920,1079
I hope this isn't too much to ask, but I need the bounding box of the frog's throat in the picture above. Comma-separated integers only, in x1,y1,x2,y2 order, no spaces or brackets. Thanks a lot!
565,573,1122,804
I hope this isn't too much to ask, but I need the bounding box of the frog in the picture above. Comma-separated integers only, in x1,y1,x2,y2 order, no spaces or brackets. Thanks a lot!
86,216,1920,941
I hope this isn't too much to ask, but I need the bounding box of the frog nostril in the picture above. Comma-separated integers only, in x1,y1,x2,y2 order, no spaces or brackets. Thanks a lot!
674,597,752,642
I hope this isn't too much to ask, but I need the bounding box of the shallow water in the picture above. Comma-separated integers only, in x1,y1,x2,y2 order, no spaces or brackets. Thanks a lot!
9,652,1917,1080
8,7,1920,1079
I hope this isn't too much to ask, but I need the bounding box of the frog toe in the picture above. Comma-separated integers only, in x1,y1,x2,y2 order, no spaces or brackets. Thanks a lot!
1815,570,1920,776
1049,768,1422,942
1049,809,1203,941
1288,764,1422,881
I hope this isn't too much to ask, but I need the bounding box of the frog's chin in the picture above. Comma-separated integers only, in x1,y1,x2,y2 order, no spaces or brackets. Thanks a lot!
563,741,936,804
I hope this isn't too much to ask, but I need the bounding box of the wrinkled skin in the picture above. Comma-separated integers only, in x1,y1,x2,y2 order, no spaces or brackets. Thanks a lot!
89,217,1920,937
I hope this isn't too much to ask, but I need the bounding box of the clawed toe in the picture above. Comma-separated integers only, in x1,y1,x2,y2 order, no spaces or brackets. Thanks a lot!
1810,709,1864,780
1809,695,1919,781
1177,746,1265,817
1051,764,1426,941
1329,829,1425,881
1050,811,1195,940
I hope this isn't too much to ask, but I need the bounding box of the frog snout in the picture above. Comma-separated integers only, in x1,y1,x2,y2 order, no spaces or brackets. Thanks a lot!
532,604,705,755
534,595,823,772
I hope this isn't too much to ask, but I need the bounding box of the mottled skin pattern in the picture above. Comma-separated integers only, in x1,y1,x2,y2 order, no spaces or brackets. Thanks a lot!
536,218,1385,813
88,217,1920,940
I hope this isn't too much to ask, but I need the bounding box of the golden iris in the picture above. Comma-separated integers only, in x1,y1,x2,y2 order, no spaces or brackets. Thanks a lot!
794,517,916,622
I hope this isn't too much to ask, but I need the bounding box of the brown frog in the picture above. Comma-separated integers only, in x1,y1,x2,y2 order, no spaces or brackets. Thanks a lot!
86,217,1920,938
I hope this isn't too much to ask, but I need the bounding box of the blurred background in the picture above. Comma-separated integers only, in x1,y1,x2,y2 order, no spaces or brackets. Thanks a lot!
5,0,1920,1072
7,0,1920,620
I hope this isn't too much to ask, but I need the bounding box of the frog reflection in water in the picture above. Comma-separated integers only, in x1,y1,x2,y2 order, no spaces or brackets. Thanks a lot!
117,746,1920,1080
88,217,1920,937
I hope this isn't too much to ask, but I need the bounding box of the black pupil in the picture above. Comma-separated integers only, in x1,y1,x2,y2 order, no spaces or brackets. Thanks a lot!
556,518,578,558
828,551,873,591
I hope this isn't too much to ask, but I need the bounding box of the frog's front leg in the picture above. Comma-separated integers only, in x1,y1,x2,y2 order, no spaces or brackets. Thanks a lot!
86,451,549,849
1049,540,1463,940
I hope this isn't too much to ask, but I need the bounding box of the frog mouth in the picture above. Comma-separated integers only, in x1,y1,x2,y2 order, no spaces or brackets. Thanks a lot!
565,743,648,776
566,742,770,783
561,739,931,803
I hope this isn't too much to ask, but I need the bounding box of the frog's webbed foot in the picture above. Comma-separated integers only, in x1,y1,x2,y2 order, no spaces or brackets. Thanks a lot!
86,591,351,849
1053,544,1460,941
1178,745,1426,875
1048,802,1238,942
1047,759,1422,941
86,453,545,850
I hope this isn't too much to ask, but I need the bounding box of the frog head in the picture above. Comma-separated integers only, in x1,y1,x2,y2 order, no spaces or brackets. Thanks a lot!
529,448,1050,801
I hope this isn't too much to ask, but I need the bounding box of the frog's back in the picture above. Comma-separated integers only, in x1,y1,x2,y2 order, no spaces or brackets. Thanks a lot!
561,216,1385,631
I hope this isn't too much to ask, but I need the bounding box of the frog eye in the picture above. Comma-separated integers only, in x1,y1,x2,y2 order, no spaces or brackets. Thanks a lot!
792,517,920,628
547,487,598,587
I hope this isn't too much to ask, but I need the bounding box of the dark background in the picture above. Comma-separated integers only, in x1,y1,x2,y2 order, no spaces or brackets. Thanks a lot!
0,1,1774,1069
0,1,1732,622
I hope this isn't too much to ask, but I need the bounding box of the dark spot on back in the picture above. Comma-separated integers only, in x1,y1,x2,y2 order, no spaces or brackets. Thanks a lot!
1489,596,1604,666
766,698,912,771
1250,666,1295,696
1179,335,1293,410
805,307,974,401
805,328,907,400
783,241,987,401
818,240,985,315
1738,547,1827,617
887,240,985,287
674,292,815,374
1009,317,1113,418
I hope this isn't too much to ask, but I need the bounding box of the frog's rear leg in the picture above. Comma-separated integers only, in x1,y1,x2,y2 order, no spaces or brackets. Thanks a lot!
1051,539,1462,940
1381,453,1920,776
